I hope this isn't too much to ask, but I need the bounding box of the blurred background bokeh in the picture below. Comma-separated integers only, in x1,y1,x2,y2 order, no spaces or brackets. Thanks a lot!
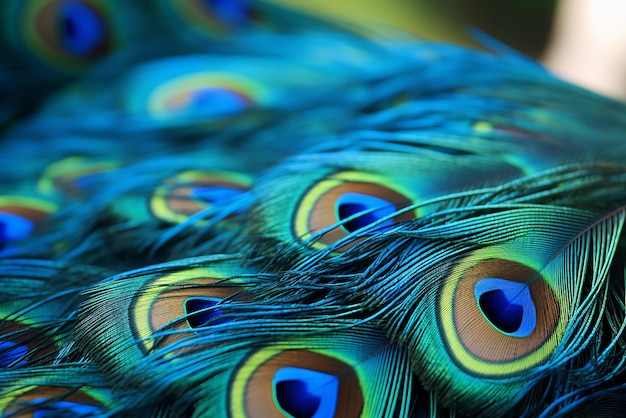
273,0,559,57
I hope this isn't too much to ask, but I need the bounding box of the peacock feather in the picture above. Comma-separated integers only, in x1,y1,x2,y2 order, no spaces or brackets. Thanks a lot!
1,1,626,417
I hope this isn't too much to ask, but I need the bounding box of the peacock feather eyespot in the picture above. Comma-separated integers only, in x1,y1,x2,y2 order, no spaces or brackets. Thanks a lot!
37,156,120,197
0,321,57,367
439,256,561,377
0,196,57,247
129,269,245,353
1,386,108,416
143,72,262,121
229,348,363,418
21,0,110,69
149,170,253,224
292,171,418,251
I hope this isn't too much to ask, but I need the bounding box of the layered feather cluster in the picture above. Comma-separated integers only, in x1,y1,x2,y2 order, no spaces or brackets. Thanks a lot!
1,1,626,417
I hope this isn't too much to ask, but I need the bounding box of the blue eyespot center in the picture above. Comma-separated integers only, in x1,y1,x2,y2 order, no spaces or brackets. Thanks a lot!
186,87,249,116
273,367,339,418
335,192,395,233
74,173,97,189
57,0,106,57
0,340,28,367
0,212,35,245
202,0,251,26
184,297,229,328
475,278,537,337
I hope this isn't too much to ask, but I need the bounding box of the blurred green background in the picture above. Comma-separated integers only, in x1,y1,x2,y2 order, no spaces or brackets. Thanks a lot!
273,0,558,57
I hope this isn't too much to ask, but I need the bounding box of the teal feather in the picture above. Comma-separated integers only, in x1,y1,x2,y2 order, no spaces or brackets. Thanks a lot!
0,260,112,370
148,0,363,48
12,54,362,136
0,364,115,416
1,2,626,417
269,163,626,415
70,254,415,416
73,255,258,377
0,0,174,129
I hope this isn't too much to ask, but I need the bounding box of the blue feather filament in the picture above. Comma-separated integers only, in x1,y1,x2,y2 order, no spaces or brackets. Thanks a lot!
190,185,246,205
474,278,537,338
32,400,100,417
273,367,339,418
0,340,28,367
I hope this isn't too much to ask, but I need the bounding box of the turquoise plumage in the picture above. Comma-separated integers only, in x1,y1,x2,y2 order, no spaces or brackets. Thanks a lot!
1,1,626,417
